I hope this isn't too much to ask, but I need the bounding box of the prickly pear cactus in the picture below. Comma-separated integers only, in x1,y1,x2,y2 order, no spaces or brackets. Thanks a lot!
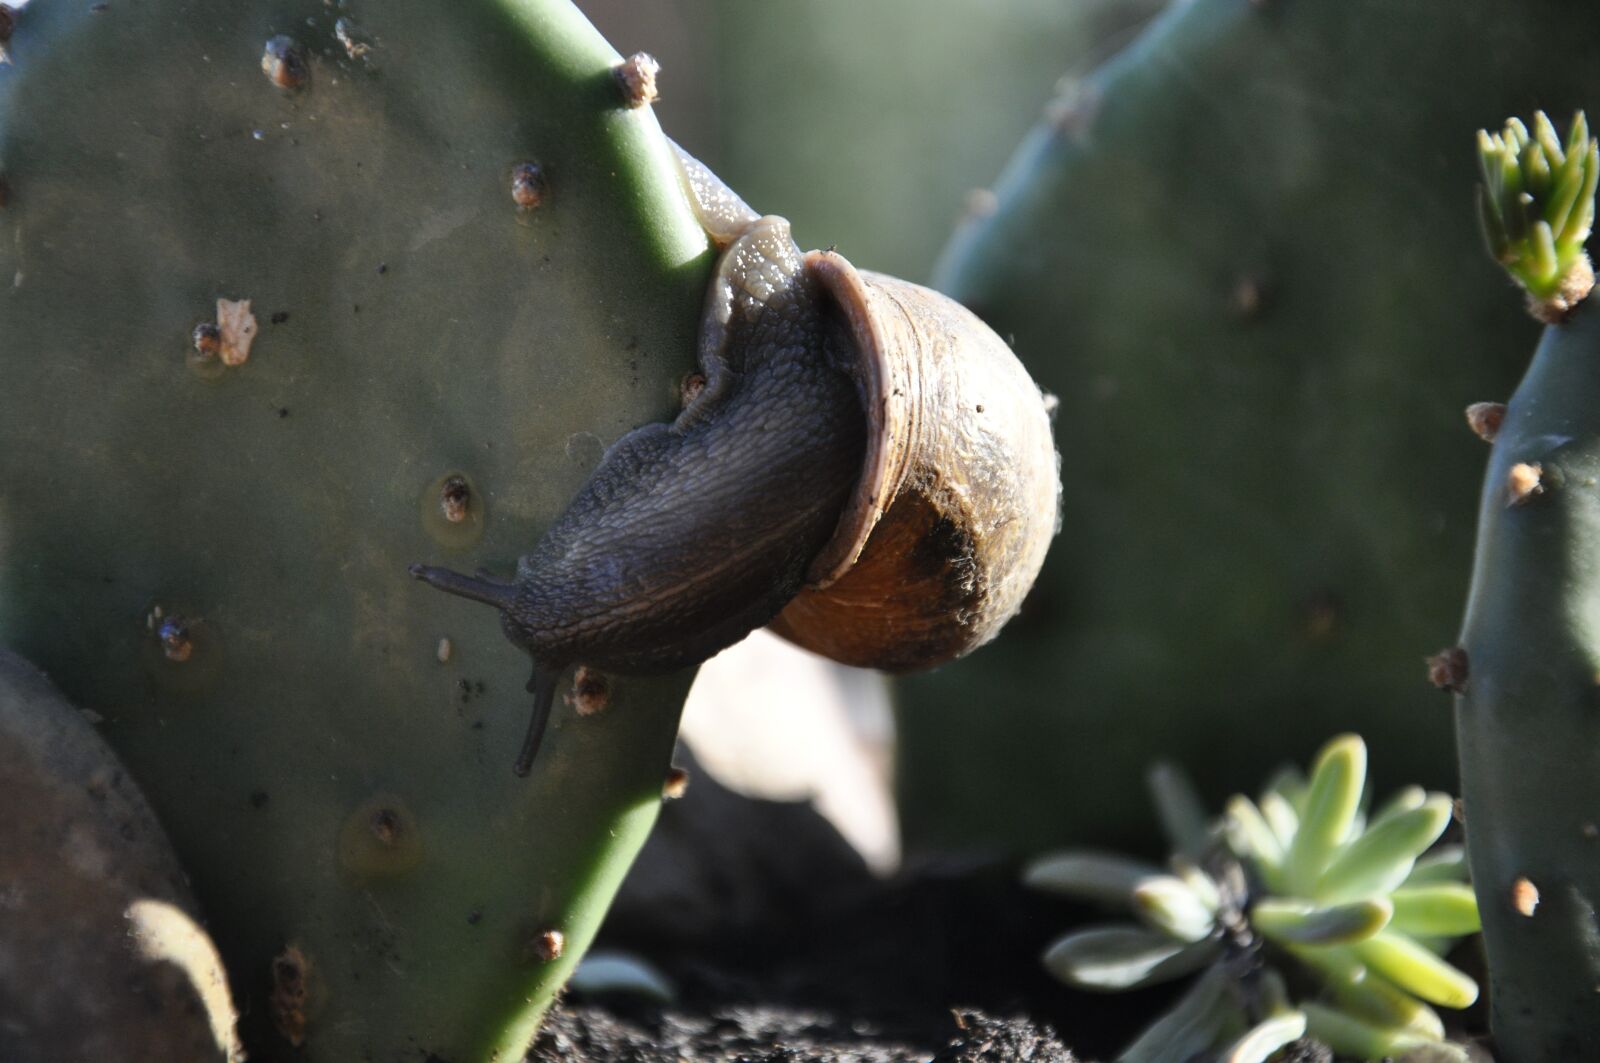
1455,112,1600,1063
908,0,1600,852
0,1,710,1059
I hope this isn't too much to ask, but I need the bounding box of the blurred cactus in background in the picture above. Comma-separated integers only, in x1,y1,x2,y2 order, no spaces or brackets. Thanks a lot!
899,0,1600,853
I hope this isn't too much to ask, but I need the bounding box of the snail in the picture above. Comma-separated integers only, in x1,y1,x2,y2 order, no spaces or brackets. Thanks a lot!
411,144,1060,776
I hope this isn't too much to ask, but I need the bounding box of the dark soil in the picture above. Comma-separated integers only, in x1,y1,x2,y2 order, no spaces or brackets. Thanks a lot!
529,851,1169,1062
522,754,1166,1062
526,761,1487,1062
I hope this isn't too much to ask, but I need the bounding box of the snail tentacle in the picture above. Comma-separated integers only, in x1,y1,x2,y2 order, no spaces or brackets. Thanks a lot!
514,668,561,778
409,564,517,609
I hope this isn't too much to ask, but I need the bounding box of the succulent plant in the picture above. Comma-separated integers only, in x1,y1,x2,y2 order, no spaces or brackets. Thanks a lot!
1026,735,1481,1062
1454,111,1600,1062
1477,111,1599,321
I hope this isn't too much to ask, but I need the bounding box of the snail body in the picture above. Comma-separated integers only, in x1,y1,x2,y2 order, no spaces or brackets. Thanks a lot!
412,146,1059,775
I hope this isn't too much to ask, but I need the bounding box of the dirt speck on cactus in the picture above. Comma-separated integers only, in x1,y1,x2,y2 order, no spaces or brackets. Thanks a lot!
157,617,194,663
1506,461,1544,505
531,929,566,963
216,298,257,366
568,667,611,716
963,188,999,222
1426,647,1469,693
679,371,707,408
333,18,370,61
662,766,690,800
439,475,472,524
436,638,453,664
1232,277,1269,320
1511,877,1540,917
191,322,221,360
421,471,485,547
615,52,660,108
270,944,314,1047
1044,84,1100,139
338,795,423,878
1465,402,1506,442
511,162,547,210
261,35,308,90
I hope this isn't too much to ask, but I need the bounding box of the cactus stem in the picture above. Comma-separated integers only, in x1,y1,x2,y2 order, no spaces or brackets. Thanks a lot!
1425,647,1468,694
1506,461,1544,505
1465,402,1507,442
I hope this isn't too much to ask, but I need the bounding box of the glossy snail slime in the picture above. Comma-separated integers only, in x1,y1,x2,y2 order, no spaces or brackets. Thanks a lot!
412,144,1061,776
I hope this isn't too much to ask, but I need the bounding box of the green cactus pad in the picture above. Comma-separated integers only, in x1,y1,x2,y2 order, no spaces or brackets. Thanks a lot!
0,0,711,1059
907,0,1600,854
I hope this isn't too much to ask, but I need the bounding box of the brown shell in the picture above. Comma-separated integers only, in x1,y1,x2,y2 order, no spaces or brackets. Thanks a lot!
768,251,1060,672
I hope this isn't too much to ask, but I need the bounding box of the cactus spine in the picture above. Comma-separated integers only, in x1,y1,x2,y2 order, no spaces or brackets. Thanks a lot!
1456,111,1600,1062
0,0,710,1058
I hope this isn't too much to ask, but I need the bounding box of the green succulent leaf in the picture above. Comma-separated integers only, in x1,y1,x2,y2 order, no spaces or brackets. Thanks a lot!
1396,1044,1476,1063
1170,857,1223,913
1226,795,1287,889
1388,884,1482,937
1477,110,1598,312
1294,946,1445,1039
1218,1011,1307,1063
1043,925,1220,991
1252,897,1392,946
1024,851,1163,907
1117,966,1234,1063
1148,761,1212,859
1315,796,1454,903
1368,786,1427,828
1351,932,1479,1009
1259,792,1301,851
1404,845,1469,886
1285,735,1367,895
1301,1002,1437,1060
1262,764,1310,817
1132,875,1219,943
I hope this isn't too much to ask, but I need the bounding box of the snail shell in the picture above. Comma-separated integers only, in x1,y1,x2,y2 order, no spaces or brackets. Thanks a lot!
768,253,1059,671
411,143,1060,774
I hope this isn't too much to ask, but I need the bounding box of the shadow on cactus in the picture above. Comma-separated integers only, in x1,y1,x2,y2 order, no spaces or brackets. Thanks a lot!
1025,735,1481,1062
